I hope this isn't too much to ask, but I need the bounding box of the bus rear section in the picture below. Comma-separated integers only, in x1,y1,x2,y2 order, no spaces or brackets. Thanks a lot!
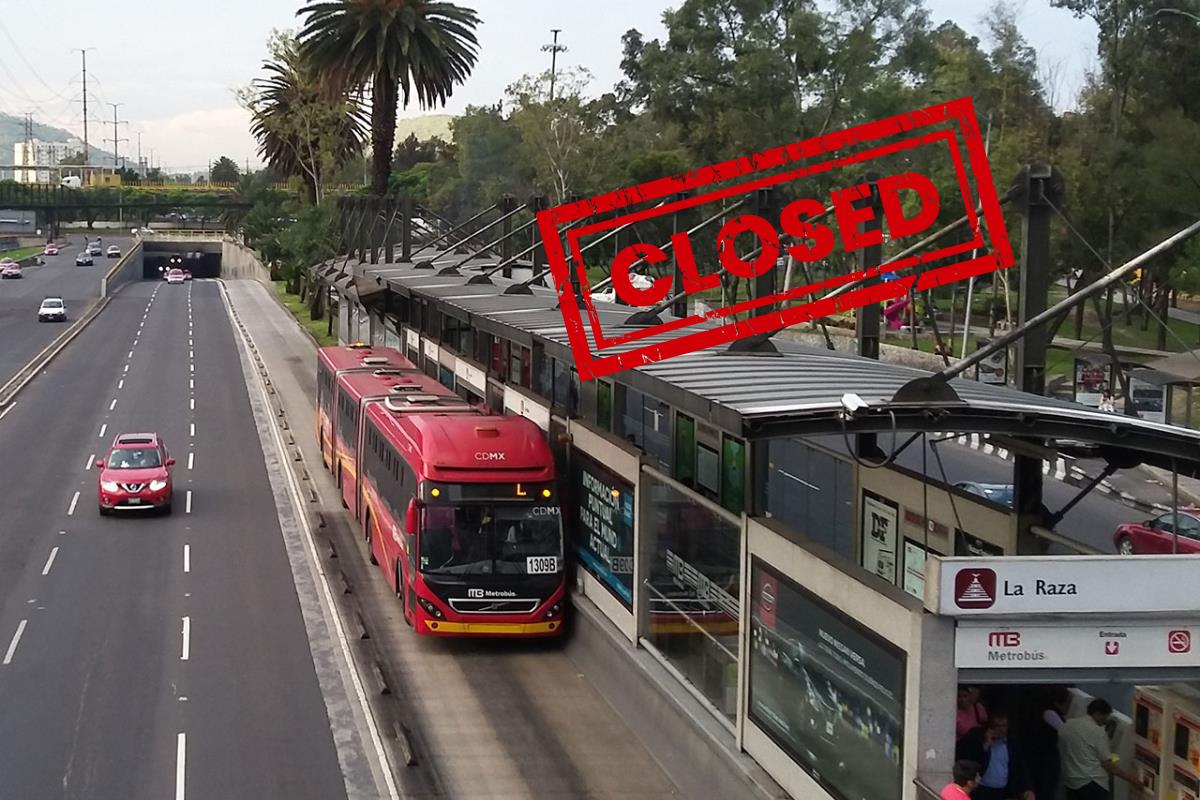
316,344,416,472
359,408,566,638
338,370,477,518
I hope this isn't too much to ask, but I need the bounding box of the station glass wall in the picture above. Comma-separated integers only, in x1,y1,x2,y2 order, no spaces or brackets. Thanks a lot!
640,469,742,723
763,438,855,561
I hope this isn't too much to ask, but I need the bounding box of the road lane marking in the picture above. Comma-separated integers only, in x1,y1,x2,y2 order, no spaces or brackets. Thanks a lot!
187,452,194,470
109,398,117,411
189,423,195,437
85,453,94,470
99,423,107,438
3,620,27,665
123,365,129,373
183,544,190,573
41,547,59,576
185,491,192,514
175,733,186,800
189,398,194,410
189,350,194,359
128,350,133,358
189,379,193,390
118,379,124,389
189,364,194,373
181,617,190,661
0,403,15,421
189,339,192,346
67,491,79,516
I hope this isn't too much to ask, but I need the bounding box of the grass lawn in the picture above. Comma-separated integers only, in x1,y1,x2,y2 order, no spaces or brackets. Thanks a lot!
273,280,338,347
3,246,45,262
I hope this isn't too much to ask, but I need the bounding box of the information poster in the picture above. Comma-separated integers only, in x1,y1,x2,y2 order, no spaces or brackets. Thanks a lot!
749,559,905,800
1074,358,1113,407
1127,378,1167,424
902,540,928,600
861,491,899,584
974,339,1009,386
572,453,635,608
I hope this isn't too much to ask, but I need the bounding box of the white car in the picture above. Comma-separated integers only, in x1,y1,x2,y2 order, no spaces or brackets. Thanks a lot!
38,297,66,322
166,269,185,285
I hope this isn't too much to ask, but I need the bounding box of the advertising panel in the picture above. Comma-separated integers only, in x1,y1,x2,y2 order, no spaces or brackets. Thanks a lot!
861,491,900,584
749,558,906,800
571,452,634,608
974,338,1009,386
1128,377,1167,424
1073,357,1113,407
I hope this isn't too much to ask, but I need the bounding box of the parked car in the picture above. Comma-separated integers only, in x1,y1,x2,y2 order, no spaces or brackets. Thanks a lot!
75,252,94,267
1,264,22,279
1114,510,1200,555
954,481,1014,509
38,297,66,322
106,245,121,258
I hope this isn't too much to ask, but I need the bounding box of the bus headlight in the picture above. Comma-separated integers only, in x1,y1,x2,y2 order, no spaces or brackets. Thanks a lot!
416,597,444,619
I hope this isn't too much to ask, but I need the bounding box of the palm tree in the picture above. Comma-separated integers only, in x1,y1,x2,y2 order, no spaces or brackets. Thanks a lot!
245,33,366,203
298,1,480,195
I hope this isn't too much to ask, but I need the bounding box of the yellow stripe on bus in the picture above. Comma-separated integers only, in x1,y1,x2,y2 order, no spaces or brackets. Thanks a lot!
422,620,561,635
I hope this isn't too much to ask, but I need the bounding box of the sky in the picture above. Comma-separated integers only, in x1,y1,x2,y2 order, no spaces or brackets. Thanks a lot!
0,1,1099,174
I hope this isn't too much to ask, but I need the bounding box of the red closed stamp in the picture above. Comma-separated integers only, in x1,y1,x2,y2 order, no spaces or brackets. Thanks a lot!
537,96,1014,381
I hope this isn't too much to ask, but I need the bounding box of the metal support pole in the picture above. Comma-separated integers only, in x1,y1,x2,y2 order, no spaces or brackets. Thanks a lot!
671,192,690,318
384,196,396,264
401,196,413,262
751,188,777,319
368,196,381,265
499,194,516,266
855,175,883,462
1013,164,1054,554
523,194,549,280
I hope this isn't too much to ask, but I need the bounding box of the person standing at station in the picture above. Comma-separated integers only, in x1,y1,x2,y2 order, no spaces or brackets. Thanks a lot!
942,760,982,800
956,712,1034,800
957,686,989,740
1058,698,1144,799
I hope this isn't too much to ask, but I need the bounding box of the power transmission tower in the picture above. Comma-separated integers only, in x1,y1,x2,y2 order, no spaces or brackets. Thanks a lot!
104,102,129,172
73,49,95,171
22,113,33,183
541,29,567,101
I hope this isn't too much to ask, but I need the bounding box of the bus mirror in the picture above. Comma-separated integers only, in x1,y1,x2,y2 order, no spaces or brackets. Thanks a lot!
405,499,419,535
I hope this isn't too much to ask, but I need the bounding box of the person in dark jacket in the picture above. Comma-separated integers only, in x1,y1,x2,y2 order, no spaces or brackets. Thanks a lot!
956,712,1035,800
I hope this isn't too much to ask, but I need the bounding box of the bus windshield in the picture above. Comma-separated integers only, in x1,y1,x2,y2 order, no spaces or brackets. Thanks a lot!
418,502,562,576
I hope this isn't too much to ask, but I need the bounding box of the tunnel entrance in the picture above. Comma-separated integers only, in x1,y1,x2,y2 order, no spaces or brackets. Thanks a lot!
142,248,221,280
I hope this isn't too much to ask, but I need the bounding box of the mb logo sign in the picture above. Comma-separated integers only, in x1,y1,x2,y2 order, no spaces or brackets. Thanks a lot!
988,631,1021,647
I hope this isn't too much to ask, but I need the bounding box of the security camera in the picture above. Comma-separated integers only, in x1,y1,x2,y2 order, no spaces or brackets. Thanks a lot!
840,393,869,415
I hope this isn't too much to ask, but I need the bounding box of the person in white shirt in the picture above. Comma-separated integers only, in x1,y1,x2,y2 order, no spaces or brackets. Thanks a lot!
1057,699,1144,799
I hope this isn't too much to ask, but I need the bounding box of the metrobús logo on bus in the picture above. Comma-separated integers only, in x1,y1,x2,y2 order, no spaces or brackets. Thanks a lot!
536,96,1013,381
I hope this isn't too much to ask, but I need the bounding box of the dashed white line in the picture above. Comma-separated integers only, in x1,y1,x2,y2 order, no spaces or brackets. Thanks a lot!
109,398,117,411
181,616,190,661
189,423,195,437
188,338,193,346
0,403,15,421
123,365,129,373
189,350,194,359
183,544,190,573
2,620,27,665
85,453,95,470
175,733,186,800
41,547,59,576
185,491,192,514
67,491,80,516
189,364,194,373
99,423,107,438
118,379,124,390
187,452,194,470
189,379,193,390
128,350,134,359
189,398,194,411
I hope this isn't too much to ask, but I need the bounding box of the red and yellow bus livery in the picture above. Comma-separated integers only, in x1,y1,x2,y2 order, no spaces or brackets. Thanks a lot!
316,344,417,472
317,346,566,638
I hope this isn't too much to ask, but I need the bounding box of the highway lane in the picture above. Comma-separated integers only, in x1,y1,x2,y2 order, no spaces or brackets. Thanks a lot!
0,277,350,800
0,234,130,386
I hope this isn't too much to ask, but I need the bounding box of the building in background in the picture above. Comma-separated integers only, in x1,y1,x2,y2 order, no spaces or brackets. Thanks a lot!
14,139,85,184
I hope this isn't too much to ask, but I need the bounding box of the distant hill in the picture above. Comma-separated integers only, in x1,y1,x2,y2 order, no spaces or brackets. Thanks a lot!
396,114,455,143
0,112,114,170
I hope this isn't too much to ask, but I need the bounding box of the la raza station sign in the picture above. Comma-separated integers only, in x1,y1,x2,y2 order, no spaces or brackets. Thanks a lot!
928,555,1200,616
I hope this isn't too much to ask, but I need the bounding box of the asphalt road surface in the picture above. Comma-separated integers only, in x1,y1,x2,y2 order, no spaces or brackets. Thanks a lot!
0,278,350,800
0,235,131,386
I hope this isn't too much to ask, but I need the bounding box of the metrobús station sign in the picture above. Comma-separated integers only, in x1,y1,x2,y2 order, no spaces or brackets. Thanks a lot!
927,555,1200,616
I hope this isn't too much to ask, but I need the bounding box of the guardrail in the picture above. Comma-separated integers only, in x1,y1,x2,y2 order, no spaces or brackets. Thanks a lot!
100,240,144,299
138,229,226,242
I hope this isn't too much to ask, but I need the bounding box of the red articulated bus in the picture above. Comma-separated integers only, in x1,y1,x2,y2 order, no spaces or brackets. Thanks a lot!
319,347,566,638
316,344,418,473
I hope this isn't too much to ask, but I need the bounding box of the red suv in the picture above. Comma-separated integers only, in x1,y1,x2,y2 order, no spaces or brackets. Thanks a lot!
96,433,176,515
